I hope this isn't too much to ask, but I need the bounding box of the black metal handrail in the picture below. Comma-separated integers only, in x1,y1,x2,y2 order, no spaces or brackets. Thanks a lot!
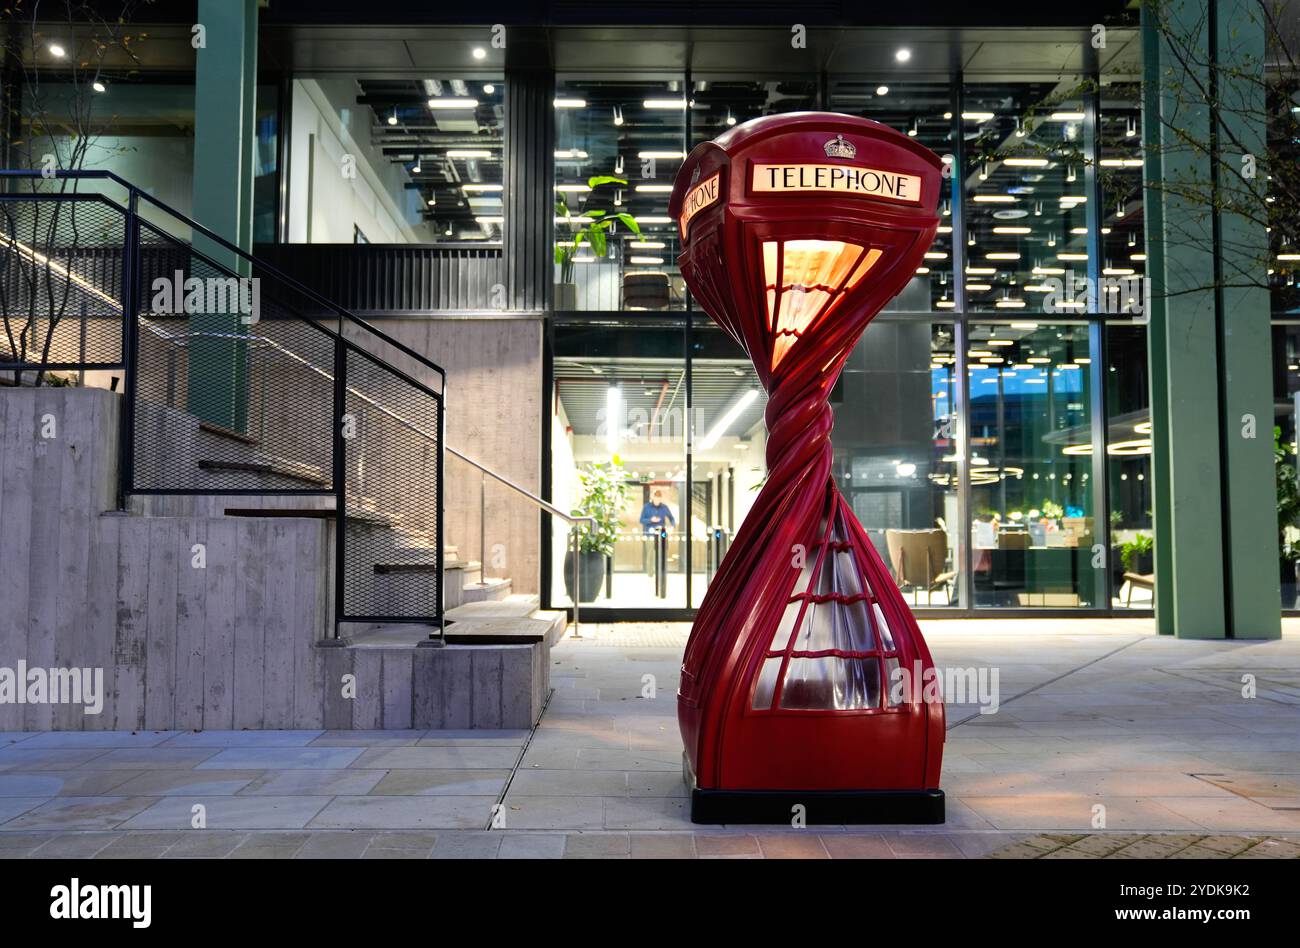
0,169,447,385
0,169,446,640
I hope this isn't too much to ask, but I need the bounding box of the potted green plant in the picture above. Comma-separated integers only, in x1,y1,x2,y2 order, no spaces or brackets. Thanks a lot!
1120,532,1154,575
554,175,641,310
564,459,630,602
1275,426,1300,607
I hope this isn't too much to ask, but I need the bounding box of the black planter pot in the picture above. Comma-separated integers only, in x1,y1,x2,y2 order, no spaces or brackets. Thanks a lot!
563,549,607,603
1281,558,1298,609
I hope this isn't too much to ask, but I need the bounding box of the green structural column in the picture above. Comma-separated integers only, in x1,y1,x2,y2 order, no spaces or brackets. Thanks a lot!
187,0,259,431
1213,0,1280,637
1143,0,1279,639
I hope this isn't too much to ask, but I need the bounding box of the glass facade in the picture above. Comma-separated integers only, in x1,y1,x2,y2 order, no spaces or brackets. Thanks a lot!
285,76,505,243
967,321,1097,607
20,25,1237,617
553,77,687,310
963,81,1089,313
545,71,1159,613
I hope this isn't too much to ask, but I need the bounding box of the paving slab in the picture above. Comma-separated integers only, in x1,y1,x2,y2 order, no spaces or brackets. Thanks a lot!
196,747,363,770
239,769,387,796
19,731,179,749
368,769,510,796
351,746,520,770
162,730,325,747
0,770,139,797
109,770,261,796
496,833,565,859
4,796,156,830
121,796,330,830
308,796,496,830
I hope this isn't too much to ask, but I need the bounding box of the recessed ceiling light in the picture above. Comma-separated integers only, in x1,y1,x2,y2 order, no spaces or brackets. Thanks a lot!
448,150,492,159
48,43,66,58
91,80,106,93
472,47,486,60
483,83,495,94
876,85,889,96
428,98,478,109
553,98,586,109
895,48,912,62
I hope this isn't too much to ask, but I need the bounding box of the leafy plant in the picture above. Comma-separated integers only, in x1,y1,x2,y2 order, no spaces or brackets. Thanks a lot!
554,176,641,284
571,459,630,556
1120,532,1154,572
1041,499,1064,520
1275,426,1300,561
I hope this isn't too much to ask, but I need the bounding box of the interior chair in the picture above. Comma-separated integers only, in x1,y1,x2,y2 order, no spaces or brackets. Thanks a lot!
885,528,954,606
998,530,1030,550
1123,572,1154,606
623,271,672,310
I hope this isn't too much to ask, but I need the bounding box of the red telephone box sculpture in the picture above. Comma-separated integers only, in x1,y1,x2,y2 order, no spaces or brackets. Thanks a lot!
669,113,946,824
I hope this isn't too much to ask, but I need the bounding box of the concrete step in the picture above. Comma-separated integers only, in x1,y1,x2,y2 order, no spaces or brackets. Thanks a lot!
324,626,548,729
198,419,259,446
460,577,512,603
442,597,566,646
446,594,540,621
197,457,330,488
338,623,439,647
443,613,564,646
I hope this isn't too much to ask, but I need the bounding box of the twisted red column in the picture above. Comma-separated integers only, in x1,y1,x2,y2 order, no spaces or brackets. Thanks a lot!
680,336,942,790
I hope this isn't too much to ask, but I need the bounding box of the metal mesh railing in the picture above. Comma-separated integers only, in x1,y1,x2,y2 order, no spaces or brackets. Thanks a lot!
0,194,125,369
342,345,443,621
1,171,446,634
132,222,338,494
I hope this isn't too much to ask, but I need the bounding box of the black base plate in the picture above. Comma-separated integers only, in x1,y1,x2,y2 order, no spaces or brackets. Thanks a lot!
689,787,945,825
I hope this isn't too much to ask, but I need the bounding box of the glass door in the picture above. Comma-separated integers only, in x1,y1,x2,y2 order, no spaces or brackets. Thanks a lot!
550,318,689,611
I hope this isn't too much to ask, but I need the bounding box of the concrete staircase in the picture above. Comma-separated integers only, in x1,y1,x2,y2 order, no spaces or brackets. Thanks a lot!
88,390,560,730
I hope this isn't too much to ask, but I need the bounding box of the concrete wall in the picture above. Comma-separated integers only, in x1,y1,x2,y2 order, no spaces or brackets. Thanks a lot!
366,317,545,593
286,79,438,244
0,386,545,730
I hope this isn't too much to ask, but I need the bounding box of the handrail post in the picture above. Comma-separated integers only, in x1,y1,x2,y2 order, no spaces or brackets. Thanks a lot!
115,188,140,512
480,470,487,584
436,385,446,644
332,339,347,638
571,525,581,640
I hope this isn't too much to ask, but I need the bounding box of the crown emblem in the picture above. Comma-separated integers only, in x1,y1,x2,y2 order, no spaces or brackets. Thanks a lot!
823,134,856,159
691,165,701,184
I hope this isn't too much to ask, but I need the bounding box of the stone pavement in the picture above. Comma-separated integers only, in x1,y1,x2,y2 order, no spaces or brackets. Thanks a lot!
2,618,1299,858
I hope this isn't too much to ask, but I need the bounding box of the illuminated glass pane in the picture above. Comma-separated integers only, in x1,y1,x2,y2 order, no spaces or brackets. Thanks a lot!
779,657,882,710
762,239,882,370
752,657,782,710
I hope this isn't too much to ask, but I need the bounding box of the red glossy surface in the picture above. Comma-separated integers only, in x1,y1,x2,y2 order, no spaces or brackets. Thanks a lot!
669,112,946,792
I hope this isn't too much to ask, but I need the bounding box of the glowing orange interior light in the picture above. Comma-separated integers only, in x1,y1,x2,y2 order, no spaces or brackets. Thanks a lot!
763,239,881,370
